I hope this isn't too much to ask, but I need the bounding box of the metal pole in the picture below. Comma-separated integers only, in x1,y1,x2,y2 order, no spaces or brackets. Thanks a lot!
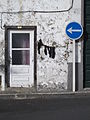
73,40,75,92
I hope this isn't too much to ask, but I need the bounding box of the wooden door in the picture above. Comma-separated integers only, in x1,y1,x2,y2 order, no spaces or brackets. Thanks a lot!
9,30,34,87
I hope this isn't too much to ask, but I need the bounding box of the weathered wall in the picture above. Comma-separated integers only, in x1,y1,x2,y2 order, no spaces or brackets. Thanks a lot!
0,0,81,91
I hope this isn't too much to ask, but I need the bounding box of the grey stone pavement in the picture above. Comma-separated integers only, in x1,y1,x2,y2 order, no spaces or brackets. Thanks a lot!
0,91,90,120
0,88,90,120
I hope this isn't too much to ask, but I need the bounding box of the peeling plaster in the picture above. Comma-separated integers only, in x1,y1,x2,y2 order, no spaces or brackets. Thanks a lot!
38,39,56,59
0,0,82,91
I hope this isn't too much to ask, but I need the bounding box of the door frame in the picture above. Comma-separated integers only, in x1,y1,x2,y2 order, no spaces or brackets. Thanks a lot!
83,0,90,88
5,26,37,89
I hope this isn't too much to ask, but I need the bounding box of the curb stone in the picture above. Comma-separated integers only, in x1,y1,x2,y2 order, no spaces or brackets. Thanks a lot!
0,91,90,99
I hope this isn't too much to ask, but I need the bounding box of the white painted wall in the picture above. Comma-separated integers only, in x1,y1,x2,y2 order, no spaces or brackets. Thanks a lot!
0,0,82,91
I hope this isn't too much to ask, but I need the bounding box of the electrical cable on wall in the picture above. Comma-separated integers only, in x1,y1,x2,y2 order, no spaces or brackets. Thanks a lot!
0,0,74,29
1,0,74,14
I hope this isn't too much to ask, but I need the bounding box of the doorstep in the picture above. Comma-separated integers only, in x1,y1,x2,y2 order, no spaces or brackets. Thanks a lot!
0,87,90,99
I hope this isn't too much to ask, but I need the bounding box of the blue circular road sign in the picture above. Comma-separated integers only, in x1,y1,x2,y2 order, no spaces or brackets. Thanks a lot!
66,22,83,40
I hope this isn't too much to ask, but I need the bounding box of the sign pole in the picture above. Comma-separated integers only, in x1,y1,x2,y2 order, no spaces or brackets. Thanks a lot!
66,22,83,92
73,40,75,92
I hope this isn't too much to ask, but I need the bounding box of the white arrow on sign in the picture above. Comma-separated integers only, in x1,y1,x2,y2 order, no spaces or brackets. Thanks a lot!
67,27,82,34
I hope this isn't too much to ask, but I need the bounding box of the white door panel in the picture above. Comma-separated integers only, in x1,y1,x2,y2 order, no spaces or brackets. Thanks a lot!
10,30,34,87
11,66,30,74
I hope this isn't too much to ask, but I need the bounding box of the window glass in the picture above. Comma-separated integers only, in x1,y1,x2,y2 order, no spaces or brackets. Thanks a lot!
12,50,30,65
12,33,30,48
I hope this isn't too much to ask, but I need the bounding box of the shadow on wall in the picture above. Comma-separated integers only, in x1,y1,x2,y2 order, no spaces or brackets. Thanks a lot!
38,39,55,59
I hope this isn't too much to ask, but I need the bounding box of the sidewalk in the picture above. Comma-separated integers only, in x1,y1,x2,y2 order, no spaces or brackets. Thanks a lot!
0,87,90,99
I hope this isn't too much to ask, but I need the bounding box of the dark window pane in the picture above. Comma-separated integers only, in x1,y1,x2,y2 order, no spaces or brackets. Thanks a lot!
12,50,30,65
12,33,30,48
